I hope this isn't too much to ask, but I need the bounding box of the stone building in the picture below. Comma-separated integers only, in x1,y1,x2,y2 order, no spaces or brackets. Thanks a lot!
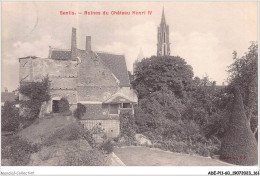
19,28,138,138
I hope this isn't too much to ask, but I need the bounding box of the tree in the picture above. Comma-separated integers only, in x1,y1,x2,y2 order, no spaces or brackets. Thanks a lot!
19,76,50,120
133,55,194,99
58,97,70,113
1,101,19,132
132,55,229,156
19,76,51,102
220,87,258,165
120,111,136,142
73,103,87,119
227,42,258,136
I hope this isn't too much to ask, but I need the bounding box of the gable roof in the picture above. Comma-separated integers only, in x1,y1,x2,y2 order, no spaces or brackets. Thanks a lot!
1,92,17,102
103,94,134,104
48,47,131,87
97,52,130,87
103,87,138,104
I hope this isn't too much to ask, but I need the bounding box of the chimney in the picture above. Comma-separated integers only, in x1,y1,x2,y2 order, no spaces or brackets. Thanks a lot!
86,36,91,52
71,28,77,60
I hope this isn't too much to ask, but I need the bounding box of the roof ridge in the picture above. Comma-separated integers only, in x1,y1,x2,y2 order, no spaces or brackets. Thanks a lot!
96,51,124,56
51,48,71,51
103,92,132,104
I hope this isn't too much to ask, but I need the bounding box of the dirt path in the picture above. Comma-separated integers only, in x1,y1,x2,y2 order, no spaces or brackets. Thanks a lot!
114,146,232,166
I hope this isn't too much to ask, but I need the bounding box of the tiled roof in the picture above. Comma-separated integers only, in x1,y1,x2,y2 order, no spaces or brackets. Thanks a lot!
49,48,131,86
103,94,134,104
1,92,17,102
80,104,109,120
97,52,130,87
103,87,138,104
51,50,71,60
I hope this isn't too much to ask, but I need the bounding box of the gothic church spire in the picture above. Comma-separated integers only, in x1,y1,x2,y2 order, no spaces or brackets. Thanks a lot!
157,7,170,56
161,7,166,25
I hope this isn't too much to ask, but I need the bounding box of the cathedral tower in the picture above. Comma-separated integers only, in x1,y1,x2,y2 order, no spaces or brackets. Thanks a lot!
157,8,170,56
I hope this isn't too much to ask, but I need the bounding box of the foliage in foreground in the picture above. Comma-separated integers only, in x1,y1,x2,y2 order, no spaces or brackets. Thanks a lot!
1,135,39,166
1,101,19,132
132,43,258,159
65,149,108,166
73,103,87,119
227,42,258,138
120,112,136,144
220,87,258,165
58,97,70,113
19,76,51,120
42,123,85,147
99,140,114,154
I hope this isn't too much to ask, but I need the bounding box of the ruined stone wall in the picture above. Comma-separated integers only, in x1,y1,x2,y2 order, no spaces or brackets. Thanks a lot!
19,57,78,113
31,58,77,80
19,58,33,82
50,78,77,90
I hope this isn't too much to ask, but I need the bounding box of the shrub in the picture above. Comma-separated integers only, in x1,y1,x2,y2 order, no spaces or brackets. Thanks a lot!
19,76,51,121
82,129,96,148
73,103,86,119
220,87,258,165
113,136,120,143
58,97,70,113
65,124,84,141
2,135,39,166
43,123,84,146
99,140,114,154
61,110,72,116
1,101,19,132
120,112,136,143
65,149,107,166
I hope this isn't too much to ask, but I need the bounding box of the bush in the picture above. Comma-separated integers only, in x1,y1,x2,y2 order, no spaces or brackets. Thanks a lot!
43,123,84,146
220,87,258,165
19,76,51,120
1,101,19,132
65,149,107,166
120,112,136,143
82,129,96,148
99,140,114,154
73,103,86,119
1,135,39,166
113,136,120,143
58,97,70,113
61,110,72,116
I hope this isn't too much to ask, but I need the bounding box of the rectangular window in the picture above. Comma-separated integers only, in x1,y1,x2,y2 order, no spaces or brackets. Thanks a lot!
122,103,132,108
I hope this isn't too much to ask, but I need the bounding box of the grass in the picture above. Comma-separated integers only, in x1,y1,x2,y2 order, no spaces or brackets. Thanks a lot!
18,115,78,144
3,114,109,166
114,146,232,166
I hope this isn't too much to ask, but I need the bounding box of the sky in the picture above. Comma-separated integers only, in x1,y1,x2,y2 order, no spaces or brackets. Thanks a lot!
2,1,258,91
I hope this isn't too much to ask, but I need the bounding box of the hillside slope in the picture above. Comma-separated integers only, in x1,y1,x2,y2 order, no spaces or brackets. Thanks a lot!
3,115,109,166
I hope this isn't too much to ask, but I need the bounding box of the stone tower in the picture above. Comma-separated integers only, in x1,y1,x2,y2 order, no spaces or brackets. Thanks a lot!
157,8,170,56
